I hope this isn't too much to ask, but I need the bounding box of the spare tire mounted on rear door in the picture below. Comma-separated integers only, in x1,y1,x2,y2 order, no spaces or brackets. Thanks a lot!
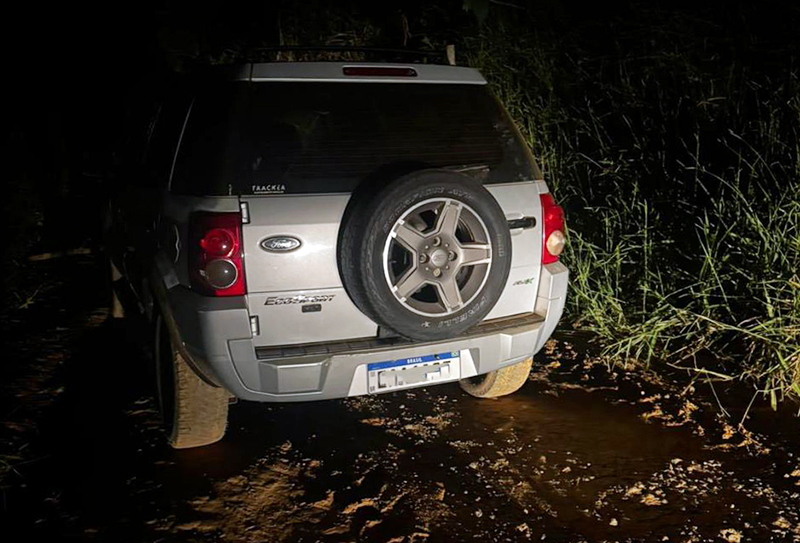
339,170,512,341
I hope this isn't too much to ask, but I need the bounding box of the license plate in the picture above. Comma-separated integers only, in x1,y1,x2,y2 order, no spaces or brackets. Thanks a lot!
367,351,461,393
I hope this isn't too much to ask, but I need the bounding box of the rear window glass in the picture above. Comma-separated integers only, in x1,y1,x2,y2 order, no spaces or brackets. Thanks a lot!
171,82,538,196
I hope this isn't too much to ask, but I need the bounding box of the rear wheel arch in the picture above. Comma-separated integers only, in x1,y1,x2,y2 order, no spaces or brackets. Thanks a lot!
148,268,222,388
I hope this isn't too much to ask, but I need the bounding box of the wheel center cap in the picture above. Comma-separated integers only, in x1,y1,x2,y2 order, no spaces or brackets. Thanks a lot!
429,248,449,268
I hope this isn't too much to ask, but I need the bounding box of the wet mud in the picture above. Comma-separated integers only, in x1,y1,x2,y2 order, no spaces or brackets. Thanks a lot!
2,257,799,542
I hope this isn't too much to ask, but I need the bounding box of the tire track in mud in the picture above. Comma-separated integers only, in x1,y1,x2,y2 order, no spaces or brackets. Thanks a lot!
163,394,524,542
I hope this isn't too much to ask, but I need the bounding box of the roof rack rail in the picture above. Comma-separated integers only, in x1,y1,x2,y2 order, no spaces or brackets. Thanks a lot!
244,45,456,65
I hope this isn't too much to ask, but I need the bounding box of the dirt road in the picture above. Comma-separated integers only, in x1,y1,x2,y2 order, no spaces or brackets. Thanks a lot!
2,257,799,542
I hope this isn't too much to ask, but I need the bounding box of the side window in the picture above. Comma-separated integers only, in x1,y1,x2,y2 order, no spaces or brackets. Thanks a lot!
141,97,190,189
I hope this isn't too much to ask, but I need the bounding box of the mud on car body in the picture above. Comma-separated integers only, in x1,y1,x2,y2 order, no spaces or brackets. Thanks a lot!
105,61,568,448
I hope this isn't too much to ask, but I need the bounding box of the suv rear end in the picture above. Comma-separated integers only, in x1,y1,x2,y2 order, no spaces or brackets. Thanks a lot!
109,61,568,448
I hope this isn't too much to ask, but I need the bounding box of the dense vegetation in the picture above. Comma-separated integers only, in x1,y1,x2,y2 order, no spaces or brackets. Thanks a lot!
460,3,799,405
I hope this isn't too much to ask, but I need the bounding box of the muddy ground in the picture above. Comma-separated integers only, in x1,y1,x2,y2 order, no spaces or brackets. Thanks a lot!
1,256,799,542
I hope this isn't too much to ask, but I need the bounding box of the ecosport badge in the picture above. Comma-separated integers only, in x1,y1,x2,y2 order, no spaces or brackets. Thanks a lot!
260,236,302,253
265,294,335,305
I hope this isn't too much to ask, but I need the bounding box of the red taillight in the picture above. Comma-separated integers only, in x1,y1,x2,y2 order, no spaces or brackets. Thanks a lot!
342,66,418,77
188,212,246,296
540,193,565,265
200,228,235,257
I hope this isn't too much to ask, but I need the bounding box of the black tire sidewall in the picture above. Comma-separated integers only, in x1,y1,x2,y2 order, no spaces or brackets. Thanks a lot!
346,171,511,340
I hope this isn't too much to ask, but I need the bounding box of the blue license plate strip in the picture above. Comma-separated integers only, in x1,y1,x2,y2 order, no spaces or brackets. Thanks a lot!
367,351,460,372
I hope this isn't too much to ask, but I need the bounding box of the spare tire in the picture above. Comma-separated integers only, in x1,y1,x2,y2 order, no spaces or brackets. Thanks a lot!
339,170,512,341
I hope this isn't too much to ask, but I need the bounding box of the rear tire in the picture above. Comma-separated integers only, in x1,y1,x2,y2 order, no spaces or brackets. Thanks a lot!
155,315,229,449
459,357,533,398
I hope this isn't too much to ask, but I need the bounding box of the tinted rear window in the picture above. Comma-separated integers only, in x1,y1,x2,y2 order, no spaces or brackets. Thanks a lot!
172,82,538,196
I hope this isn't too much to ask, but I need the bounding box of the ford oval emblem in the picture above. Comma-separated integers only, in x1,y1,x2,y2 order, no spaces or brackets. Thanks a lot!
260,236,302,253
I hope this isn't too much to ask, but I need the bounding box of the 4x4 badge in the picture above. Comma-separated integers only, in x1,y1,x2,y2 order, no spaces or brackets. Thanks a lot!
260,236,302,253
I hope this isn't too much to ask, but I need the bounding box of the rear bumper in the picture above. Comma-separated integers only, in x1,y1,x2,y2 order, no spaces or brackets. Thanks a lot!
169,262,568,403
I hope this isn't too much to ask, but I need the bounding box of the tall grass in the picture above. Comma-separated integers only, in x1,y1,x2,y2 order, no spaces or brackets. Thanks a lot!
464,8,800,403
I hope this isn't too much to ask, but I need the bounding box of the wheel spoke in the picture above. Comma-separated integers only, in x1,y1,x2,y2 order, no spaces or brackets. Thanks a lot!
436,277,463,311
394,220,427,251
459,243,491,266
393,267,427,300
435,200,461,237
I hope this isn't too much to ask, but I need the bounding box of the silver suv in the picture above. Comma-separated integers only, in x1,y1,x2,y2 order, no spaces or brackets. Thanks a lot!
106,61,568,448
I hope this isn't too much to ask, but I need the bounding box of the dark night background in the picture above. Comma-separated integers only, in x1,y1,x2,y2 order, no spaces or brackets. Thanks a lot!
1,1,799,541
4,0,798,260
